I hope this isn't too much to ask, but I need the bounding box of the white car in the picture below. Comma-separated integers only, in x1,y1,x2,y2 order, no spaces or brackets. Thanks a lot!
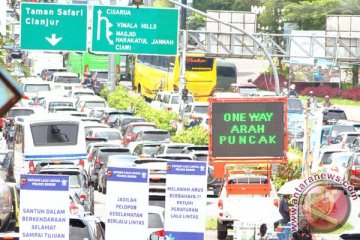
50,72,82,91
86,128,123,145
160,92,194,114
39,96,75,113
76,96,108,116
151,92,169,110
83,122,109,135
19,77,52,100
147,206,165,240
67,88,95,99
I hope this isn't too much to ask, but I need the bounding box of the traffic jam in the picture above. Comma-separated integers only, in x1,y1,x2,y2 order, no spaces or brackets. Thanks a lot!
1,2,360,240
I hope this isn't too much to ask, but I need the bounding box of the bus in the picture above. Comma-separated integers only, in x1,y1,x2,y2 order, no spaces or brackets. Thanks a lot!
127,54,217,101
65,52,122,81
216,59,237,92
13,114,87,183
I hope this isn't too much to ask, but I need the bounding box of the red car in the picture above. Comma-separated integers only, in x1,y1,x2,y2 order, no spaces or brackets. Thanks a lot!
123,122,156,147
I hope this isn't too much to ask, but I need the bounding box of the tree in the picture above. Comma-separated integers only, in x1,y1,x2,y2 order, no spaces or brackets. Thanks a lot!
186,13,206,30
282,0,341,30
192,0,232,12
152,0,173,8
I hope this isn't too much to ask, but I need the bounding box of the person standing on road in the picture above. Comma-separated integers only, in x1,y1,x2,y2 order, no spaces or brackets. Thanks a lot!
322,95,332,108
288,84,298,97
279,194,290,226
281,82,289,96
307,91,318,109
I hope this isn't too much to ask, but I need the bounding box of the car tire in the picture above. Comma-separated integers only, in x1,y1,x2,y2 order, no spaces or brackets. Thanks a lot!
102,186,106,194
217,221,227,240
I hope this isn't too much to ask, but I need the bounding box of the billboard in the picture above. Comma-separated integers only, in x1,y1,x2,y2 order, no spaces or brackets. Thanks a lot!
209,97,287,161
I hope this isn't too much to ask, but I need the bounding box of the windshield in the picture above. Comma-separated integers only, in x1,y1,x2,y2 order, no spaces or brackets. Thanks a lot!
143,146,160,155
324,111,346,120
94,131,121,140
194,106,208,114
167,146,186,154
31,123,79,146
141,132,170,141
321,152,338,165
8,109,34,117
25,84,51,93
55,76,81,84
132,125,156,134
84,101,106,108
288,99,303,110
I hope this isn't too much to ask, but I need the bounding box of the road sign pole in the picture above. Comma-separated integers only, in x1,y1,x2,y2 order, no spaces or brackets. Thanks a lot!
108,54,116,92
179,30,187,118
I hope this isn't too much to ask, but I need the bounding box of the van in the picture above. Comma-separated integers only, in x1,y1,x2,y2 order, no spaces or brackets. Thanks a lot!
216,59,237,92
320,124,356,146
13,114,87,183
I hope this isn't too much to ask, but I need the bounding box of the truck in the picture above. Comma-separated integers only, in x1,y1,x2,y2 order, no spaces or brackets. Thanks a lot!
23,52,64,76
216,166,280,240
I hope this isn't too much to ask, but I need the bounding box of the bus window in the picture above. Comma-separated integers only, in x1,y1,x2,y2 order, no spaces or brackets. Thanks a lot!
30,123,79,146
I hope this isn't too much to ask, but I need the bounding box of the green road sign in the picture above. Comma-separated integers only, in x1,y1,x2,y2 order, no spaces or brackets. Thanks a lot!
20,3,87,51
91,6,179,55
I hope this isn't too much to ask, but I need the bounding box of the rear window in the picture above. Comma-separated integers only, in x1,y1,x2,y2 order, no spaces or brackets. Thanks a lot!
8,109,34,117
31,123,79,146
94,131,121,140
24,84,51,93
194,154,208,162
324,110,346,120
132,125,156,134
143,146,161,155
49,102,74,109
69,219,91,240
331,126,356,138
84,101,106,108
288,99,303,110
99,151,131,163
167,146,186,154
55,76,81,84
96,72,108,79
141,132,170,141
148,213,163,228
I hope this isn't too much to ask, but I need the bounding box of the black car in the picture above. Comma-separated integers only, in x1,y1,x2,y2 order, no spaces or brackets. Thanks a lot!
88,147,131,190
322,108,347,125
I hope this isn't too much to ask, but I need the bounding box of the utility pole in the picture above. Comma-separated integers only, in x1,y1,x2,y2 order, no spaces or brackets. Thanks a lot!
180,0,187,30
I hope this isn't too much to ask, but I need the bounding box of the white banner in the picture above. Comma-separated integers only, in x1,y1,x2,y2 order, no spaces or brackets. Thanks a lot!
106,167,149,240
0,1,6,36
164,161,207,240
20,174,69,240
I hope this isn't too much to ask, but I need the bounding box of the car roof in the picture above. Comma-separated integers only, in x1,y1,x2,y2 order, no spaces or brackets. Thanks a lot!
128,122,156,127
52,72,79,77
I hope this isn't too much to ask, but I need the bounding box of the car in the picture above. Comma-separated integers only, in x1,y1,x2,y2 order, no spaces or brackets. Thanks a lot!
3,107,36,138
160,91,195,114
133,129,171,143
183,102,209,124
320,124,356,146
153,143,193,157
287,97,304,114
39,96,76,113
114,116,146,135
83,122,109,136
0,150,16,182
88,107,110,120
81,117,102,123
40,68,67,81
19,77,52,99
87,69,110,95
331,132,360,150
49,106,78,113
345,152,360,190
311,148,348,173
86,128,123,145
50,71,82,91
147,206,165,239
86,142,122,174
97,155,139,194
69,214,105,240
208,165,223,197
350,136,360,152
88,147,130,191
99,109,134,127
151,92,168,110
232,82,258,95
37,165,95,214
132,142,163,158
123,122,157,147
155,153,196,161
322,108,347,125
67,88,95,99
321,151,353,177
76,96,108,116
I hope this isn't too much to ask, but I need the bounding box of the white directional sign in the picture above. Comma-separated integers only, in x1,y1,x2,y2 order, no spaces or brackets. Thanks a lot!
20,174,69,240
165,161,207,240
106,167,149,240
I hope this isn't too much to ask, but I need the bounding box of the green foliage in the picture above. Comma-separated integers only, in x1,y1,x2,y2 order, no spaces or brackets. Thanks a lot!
186,13,206,30
152,0,174,8
192,0,232,12
106,86,178,134
172,126,209,145
283,0,341,30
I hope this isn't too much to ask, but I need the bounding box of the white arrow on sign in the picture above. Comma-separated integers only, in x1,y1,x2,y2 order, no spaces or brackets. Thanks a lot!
45,34,63,46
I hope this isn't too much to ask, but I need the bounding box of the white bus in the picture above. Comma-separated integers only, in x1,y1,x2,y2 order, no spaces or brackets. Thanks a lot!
13,114,87,183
